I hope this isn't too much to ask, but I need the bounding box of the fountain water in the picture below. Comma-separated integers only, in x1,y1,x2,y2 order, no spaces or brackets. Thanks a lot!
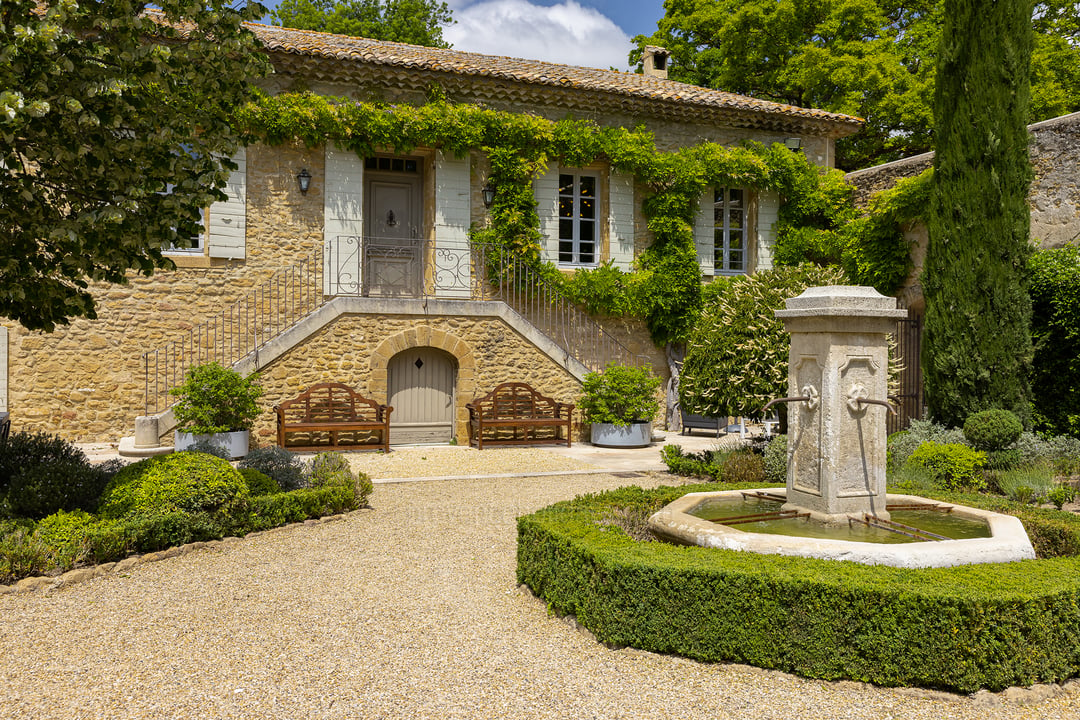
649,286,1036,568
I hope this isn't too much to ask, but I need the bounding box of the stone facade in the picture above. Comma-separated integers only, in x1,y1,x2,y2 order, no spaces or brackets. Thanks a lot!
2,28,858,445
845,112,1080,311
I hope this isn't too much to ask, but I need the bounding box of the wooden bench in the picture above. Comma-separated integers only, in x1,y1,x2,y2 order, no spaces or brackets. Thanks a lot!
467,382,574,450
275,382,393,452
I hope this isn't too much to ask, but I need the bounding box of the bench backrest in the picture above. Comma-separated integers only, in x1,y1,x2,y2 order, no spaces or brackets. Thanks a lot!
276,382,387,424
470,382,569,420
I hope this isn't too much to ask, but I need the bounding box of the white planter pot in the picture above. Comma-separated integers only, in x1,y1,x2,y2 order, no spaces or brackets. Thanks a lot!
174,430,250,459
590,422,651,448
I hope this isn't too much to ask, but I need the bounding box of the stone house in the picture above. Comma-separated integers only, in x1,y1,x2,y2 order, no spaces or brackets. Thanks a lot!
845,111,1080,313
1,24,862,451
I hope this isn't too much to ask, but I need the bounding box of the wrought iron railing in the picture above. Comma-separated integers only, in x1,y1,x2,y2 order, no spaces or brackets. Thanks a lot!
142,251,325,415
142,237,644,416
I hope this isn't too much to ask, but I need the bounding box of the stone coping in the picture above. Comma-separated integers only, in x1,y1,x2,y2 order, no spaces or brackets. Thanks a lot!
648,489,1036,569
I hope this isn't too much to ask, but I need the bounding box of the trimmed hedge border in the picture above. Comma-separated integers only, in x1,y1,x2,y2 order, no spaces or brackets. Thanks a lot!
516,483,1080,692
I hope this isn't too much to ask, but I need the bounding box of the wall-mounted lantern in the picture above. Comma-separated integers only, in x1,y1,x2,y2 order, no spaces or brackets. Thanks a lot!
481,181,496,208
784,138,803,151
297,168,312,194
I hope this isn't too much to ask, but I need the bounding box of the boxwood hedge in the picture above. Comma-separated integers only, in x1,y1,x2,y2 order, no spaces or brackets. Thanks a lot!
517,483,1080,692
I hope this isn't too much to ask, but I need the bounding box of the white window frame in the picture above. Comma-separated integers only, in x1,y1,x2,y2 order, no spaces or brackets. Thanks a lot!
557,170,600,267
714,187,747,275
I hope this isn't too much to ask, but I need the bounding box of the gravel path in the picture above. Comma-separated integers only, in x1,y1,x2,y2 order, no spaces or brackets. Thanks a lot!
1,472,1078,719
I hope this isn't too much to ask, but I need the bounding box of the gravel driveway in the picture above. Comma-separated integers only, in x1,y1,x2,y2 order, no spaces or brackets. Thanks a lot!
1,472,1077,719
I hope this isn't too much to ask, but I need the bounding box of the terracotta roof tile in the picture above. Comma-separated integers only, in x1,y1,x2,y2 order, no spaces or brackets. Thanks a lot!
248,22,864,131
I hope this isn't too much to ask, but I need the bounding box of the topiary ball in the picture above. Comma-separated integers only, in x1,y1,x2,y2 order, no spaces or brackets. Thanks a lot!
963,409,1024,451
98,452,249,521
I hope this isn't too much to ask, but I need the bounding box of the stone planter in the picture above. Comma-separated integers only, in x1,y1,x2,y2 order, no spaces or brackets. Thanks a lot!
174,430,250,459
590,422,651,448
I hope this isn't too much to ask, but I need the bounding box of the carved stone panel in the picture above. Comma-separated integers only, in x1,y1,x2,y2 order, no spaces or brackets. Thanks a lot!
837,356,880,497
790,356,823,495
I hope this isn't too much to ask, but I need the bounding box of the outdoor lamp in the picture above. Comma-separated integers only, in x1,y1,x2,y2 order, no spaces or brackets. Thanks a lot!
297,168,312,194
784,137,803,151
481,181,496,208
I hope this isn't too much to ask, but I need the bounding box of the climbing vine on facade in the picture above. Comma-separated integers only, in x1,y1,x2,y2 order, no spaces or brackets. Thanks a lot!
235,91,912,346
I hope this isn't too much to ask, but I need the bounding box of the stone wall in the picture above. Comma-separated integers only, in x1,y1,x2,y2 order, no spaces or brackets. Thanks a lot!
253,314,585,444
2,142,325,441
846,112,1080,249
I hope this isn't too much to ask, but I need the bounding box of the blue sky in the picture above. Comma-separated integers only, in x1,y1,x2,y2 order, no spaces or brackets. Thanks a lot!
257,0,667,70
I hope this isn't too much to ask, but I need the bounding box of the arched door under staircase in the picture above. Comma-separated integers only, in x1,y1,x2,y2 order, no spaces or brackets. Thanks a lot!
388,347,456,444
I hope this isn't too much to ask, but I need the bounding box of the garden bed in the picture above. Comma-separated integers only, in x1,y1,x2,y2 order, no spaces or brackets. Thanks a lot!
517,483,1080,693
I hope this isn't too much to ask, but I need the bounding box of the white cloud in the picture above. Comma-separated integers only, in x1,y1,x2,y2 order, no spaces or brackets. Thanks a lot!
443,0,633,70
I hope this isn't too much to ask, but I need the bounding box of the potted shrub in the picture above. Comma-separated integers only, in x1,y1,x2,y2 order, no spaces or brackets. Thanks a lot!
580,363,662,448
169,362,263,459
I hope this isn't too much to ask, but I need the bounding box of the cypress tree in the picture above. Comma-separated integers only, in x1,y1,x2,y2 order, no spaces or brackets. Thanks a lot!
922,0,1035,427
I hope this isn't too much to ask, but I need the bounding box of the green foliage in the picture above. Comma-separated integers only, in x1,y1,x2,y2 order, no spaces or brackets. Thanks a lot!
239,94,907,349
886,419,967,470
680,264,847,418
1029,245,1080,437
247,485,358,532
273,0,453,47
660,444,722,481
182,437,233,459
763,434,788,484
0,432,121,519
996,464,1056,503
886,462,938,495
580,364,662,426
632,0,1079,171
240,446,308,491
169,362,263,434
0,0,267,331
721,448,765,484
1049,483,1077,510
964,409,1025,451
239,468,280,497
98,452,249,522
33,509,96,568
306,452,373,505
907,441,987,492
518,484,1080,692
0,525,49,584
923,0,1035,428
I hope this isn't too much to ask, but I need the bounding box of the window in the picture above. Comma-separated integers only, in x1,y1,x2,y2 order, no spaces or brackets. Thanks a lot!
163,184,205,254
558,172,598,266
714,187,745,274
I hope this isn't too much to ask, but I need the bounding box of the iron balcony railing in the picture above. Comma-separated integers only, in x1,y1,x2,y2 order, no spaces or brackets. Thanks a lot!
142,237,644,415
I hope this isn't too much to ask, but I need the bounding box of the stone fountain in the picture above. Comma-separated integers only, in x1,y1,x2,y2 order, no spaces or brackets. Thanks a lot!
649,286,1035,568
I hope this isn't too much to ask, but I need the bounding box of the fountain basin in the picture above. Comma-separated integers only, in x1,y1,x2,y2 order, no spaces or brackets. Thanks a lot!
648,489,1035,568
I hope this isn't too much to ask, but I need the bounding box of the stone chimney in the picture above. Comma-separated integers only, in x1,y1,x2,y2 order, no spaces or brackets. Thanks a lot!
642,46,670,79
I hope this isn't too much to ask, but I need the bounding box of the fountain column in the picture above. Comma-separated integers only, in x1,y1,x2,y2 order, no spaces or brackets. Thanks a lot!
775,286,908,523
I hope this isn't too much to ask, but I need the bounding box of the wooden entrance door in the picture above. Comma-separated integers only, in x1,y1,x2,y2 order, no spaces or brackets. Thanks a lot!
364,158,423,296
388,348,456,444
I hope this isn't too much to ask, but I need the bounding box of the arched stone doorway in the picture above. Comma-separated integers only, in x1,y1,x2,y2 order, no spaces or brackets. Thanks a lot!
387,347,457,444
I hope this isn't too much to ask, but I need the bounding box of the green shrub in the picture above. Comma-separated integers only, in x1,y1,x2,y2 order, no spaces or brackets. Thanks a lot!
34,510,96,568
887,419,967,471
985,448,1022,471
964,409,1024,451
306,452,372,505
763,435,787,483
580,363,662,426
720,449,764,484
1049,484,1077,510
169,362,263,434
4,459,118,520
247,484,357,532
1029,245,1080,437
517,485,1080,692
996,465,1056,503
886,463,937,495
0,525,49,584
907,441,987,492
660,445,721,481
240,445,308,491
239,468,279,497
0,431,87,492
98,452,249,522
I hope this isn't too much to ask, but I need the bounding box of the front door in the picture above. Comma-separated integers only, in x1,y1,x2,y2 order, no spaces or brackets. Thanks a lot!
364,156,423,296
388,348,456,444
